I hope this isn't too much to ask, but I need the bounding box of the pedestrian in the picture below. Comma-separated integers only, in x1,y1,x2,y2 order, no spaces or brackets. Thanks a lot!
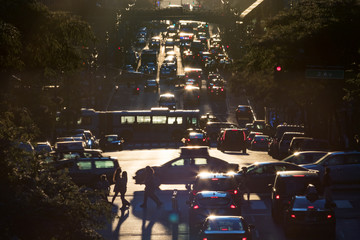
140,166,162,208
239,167,250,201
111,167,126,207
119,171,130,209
323,167,333,205
97,174,110,201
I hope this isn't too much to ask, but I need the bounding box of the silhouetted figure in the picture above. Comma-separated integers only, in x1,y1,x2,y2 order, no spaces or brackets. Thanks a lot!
239,167,250,201
140,166,162,208
97,174,110,201
119,171,130,209
323,167,333,205
112,167,127,207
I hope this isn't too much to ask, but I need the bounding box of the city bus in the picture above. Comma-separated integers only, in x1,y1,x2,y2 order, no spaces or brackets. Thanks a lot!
57,108,200,142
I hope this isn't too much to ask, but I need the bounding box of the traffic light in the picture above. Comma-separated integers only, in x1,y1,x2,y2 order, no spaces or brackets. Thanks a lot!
273,65,284,81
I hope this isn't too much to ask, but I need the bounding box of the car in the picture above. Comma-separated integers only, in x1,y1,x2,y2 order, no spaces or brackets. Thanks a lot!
144,79,159,92
217,128,247,153
34,141,53,155
250,134,270,151
283,195,336,238
209,84,226,98
182,131,209,146
198,216,254,240
268,124,305,158
282,151,328,165
235,105,253,124
99,134,124,152
290,138,330,154
301,151,360,184
288,137,314,155
270,170,321,222
187,191,241,232
159,93,176,110
133,147,239,185
199,113,219,129
190,173,241,204
205,122,238,141
246,131,262,148
278,131,305,159
51,148,103,161
54,141,86,151
235,162,310,193
55,157,120,188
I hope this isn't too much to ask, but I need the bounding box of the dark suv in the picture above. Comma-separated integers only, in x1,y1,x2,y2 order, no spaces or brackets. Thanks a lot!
217,128,247,153
270,170,321,222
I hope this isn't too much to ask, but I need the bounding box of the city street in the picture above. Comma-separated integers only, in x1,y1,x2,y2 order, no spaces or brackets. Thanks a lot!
98,148,360,240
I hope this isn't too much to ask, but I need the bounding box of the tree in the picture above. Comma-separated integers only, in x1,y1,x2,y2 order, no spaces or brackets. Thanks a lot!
0,107,112,239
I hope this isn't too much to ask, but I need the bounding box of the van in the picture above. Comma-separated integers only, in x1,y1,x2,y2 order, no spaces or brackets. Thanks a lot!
217,128,247,153
159,93,176,110
270,170,320,222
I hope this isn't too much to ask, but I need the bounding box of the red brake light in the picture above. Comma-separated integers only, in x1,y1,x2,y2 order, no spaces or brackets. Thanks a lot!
253,141,257,144
203,238,208,240
242,238,247,240
327,214,332,219
291,214,296,218
193,205,199,209
308,206,314,209
221,228,228,231
230,204,236,209
212,178,219,181
275,195,280,199
211,196,218,198
192,190,197,196
221,88,224,91
234,189,238,194
293,175,305,177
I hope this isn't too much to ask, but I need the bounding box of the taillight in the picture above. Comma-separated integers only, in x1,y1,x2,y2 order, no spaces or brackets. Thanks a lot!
291,214,296,219
275,195,280,199
192,190,197,196
193,205,199,209
327,214,332,219
202,238,208,240
253,141,257,144
234,189,238,194
221,88,224,91
230,204,236,209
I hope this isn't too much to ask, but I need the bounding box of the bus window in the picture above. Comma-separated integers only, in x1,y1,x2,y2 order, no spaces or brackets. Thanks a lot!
153,116,167,124
137,116,151,124
168,117,183,124
121,116,135,124
187,117,198,126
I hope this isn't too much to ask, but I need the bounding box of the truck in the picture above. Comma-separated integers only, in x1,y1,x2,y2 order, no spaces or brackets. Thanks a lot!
140,49,158,66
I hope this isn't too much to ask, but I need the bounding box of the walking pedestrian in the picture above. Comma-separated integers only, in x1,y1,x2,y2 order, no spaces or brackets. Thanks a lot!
119,171,130,209
97,174,110,201
140,166,162,208
239,167,250,201
323,167,333,205
111,167,130,209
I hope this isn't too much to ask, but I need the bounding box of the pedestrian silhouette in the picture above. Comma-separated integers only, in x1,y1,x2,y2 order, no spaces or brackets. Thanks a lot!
111,167,130,209
140,166,162,208
97,174,110,201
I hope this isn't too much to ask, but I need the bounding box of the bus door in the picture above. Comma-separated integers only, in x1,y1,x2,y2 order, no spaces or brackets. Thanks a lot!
99,112,114,136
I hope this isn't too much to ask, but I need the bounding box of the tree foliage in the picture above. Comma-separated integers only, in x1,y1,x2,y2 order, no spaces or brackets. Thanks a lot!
231,0,360,108
0,0,95,79
0,107,112,239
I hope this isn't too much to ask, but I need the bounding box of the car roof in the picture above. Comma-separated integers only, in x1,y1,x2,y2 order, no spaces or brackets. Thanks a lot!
180,146,209,156
196,172,235,179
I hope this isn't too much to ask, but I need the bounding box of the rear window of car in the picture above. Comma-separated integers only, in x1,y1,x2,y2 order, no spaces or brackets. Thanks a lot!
195,178,237,191
277,177,320,195
206,219,244,231
199,197,230,207
94,160,115,169
293,197,326,209
225,130,245,141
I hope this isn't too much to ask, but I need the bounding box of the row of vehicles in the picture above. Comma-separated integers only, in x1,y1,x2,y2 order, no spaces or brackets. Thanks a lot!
132,145,342,239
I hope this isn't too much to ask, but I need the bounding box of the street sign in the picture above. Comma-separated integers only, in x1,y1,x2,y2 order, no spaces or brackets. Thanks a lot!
305,68,344,79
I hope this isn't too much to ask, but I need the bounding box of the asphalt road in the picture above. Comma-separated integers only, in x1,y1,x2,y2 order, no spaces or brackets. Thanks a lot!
97,148,360,240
